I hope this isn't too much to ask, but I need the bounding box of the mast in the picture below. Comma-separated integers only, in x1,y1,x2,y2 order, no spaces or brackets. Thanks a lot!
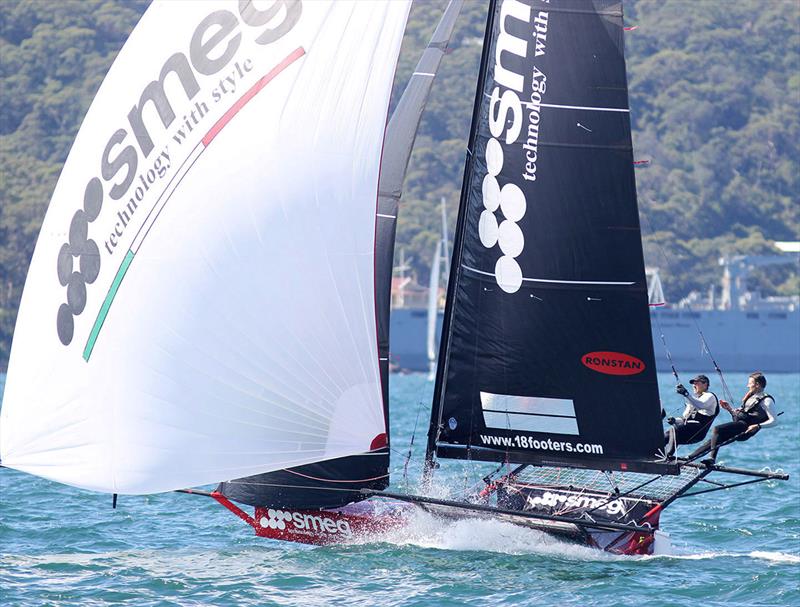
441,197,451,275
426,239,442,380
425,0,498,479
426,198,451,380
376,0,464,448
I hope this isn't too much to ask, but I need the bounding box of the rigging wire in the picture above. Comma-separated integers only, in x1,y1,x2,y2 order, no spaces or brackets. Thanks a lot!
695,328,736,404
640,211,735,404
401,399,425,490
653,311,680,385
651,308,686,418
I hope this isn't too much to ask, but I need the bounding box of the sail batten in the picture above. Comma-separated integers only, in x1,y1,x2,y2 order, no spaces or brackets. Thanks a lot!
461,264,638,286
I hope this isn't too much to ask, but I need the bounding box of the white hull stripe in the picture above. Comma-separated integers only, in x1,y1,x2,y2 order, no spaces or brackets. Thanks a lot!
462,264,634,286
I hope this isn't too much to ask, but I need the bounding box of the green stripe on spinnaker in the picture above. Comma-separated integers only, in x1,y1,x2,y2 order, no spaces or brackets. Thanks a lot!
83,249,135,361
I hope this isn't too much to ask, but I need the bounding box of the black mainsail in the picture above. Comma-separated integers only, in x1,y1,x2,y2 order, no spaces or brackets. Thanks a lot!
218,1,464,509
426,0,672,475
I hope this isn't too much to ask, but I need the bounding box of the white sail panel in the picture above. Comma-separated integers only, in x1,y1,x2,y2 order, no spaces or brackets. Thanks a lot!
0,0,410,494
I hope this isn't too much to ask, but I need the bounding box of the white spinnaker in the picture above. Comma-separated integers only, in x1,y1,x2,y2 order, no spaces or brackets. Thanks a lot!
0,0,410,494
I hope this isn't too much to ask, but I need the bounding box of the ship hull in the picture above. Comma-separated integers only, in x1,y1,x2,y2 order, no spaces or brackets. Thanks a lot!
390,308,800,373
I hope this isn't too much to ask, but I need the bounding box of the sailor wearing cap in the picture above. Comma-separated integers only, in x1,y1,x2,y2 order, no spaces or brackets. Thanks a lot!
687,371,777,465
664,374,719,457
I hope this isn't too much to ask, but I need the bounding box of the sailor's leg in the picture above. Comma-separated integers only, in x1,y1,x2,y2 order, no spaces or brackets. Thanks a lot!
684,417,715,444
673,420,698,446
686,436,713,460
697,421,747,461
664,427,677,457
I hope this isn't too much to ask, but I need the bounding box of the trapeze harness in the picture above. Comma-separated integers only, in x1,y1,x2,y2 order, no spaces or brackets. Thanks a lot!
733,393,772,427
665,391,719,452
689,393,774,461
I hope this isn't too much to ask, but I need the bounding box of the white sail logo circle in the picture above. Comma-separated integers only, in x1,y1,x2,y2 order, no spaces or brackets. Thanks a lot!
478,210,499,247
260,508,293,530
478,137,526,293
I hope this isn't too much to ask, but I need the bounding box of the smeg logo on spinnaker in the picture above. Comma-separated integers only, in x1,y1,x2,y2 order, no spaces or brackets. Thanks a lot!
582,351,645,376
54,0,303,348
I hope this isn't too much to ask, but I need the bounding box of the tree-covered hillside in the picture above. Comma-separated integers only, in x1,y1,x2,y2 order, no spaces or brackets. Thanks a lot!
0,0,148,366
0,0,798,367
396,0,800,299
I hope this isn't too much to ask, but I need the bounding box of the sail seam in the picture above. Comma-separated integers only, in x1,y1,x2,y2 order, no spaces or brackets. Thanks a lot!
483,93,630,113
462,264,634,285
535,102,629,112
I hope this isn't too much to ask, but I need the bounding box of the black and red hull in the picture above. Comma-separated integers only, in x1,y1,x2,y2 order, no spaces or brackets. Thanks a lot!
211,491,663,555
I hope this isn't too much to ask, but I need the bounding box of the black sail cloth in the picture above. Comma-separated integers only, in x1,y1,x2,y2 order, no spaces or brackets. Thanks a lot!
427,0,671,474
217,451,389,509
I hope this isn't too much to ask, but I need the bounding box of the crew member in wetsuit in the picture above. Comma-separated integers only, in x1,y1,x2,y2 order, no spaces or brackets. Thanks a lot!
663,374,719,457
687,371,777,465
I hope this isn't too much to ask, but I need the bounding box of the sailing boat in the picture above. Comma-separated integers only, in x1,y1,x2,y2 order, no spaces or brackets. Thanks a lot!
426,198,449,380
0,0,787,555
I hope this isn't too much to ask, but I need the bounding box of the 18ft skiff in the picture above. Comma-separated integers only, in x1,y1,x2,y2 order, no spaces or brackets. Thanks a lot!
0,0,787,556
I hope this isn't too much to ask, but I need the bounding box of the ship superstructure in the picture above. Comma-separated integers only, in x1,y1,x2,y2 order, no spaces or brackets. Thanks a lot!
392,242,799,373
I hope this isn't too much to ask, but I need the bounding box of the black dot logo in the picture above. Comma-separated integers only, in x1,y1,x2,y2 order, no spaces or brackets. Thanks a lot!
83,178,102,221
69,210,88,249
57,303,74,346
79,240,100,284
67,272,87,315
57,243,73,287
57,179,104,346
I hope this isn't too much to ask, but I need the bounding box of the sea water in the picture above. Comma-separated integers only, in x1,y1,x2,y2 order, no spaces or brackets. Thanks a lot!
1,371,798,607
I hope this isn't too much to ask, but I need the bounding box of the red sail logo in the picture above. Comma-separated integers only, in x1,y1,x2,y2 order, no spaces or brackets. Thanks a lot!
582,351,646,376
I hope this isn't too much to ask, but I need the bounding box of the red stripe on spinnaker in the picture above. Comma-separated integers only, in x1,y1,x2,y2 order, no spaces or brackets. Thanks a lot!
202,47,306,146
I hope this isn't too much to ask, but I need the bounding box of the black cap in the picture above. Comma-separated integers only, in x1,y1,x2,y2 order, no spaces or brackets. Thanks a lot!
689,374,710,385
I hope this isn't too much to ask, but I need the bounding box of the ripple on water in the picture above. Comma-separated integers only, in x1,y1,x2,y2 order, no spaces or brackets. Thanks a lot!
1,372,799,607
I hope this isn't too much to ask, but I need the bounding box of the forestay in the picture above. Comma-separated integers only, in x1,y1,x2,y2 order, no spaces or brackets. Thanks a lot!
0,0,410,494
428,0,670,474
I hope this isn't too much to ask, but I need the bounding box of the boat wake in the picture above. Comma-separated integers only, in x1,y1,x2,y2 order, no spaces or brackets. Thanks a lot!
640,550,800,563
355,508,617,560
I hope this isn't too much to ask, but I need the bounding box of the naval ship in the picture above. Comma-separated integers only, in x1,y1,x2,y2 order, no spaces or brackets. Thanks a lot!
390,243,800,374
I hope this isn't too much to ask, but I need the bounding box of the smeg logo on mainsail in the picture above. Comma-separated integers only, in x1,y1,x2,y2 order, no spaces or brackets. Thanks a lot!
582,351,646,376
477,0,531,294
477,0,549,294
55,0,302,347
